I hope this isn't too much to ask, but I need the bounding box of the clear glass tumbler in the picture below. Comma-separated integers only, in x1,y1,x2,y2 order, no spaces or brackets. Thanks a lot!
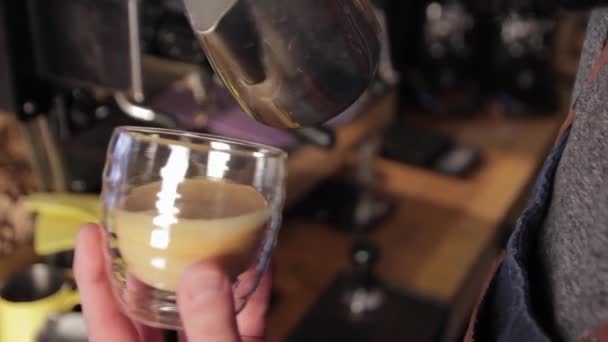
100,127,286,330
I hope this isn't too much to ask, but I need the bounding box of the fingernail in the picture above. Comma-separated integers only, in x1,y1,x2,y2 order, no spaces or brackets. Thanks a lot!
180,262,229,301
78,222,95,232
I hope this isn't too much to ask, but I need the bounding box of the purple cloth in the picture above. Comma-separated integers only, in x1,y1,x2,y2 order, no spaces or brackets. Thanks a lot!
149,85,202,130
205,106,298,149
148,78,369,150
148,82,297,149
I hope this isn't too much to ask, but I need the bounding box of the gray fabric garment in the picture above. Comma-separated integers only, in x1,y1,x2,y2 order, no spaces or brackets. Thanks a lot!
541,7,608,341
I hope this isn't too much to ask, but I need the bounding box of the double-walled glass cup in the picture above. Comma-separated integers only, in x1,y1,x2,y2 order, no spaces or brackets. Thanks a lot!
101,127,286,329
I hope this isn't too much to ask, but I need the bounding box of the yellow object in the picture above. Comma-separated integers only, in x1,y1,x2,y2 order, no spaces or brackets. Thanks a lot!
24,193,100,256
0,285,80,342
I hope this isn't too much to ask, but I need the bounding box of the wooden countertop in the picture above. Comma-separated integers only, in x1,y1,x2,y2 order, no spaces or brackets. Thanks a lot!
268,110,563,341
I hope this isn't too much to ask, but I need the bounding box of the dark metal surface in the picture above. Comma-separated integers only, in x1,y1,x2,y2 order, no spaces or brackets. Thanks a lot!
43,251,75,270
27,0,142,99
0,0,53,120
0,3,15,114
37,313,88,342
1,264,66,303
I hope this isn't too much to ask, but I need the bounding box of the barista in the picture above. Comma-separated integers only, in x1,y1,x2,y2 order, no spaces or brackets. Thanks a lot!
74,0,608,341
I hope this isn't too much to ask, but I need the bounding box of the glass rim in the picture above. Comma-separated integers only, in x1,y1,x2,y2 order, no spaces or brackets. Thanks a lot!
115,126,287,159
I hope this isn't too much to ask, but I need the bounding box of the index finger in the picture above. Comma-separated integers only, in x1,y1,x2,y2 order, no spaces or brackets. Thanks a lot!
74,224,139,342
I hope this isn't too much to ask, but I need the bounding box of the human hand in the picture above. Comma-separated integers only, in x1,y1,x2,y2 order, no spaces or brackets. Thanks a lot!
74,224,270,342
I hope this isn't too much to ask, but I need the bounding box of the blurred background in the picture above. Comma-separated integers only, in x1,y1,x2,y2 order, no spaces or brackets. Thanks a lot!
0,0,589,341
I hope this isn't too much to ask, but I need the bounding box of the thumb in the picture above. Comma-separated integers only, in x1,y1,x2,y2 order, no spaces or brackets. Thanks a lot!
177,262,240,342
